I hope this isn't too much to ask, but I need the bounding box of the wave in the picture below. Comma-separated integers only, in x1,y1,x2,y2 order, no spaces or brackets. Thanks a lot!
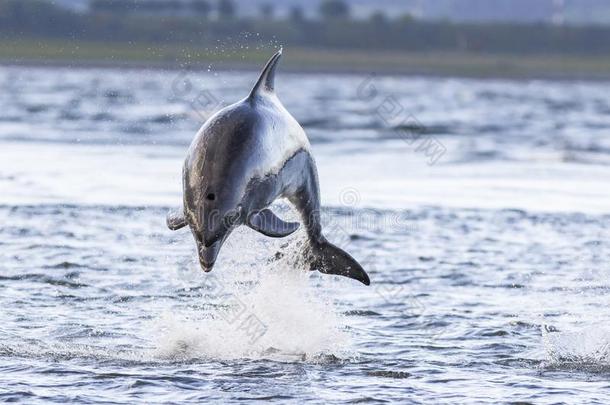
542,325,610,372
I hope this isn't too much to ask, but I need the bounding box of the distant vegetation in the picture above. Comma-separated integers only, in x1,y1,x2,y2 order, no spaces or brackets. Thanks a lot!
0,0,609,56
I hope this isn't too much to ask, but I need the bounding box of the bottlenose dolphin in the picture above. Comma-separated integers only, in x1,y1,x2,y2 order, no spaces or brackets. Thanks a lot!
167,49,370,285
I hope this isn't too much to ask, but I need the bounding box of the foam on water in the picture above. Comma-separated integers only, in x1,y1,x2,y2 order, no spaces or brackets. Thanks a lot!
152,271,351,362
543,326,610,369
153,225,353,363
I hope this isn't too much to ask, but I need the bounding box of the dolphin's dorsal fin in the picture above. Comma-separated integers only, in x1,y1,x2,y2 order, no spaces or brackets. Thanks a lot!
248,48,283,99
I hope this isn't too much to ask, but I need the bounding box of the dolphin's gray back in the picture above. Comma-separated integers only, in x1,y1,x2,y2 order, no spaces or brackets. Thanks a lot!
183,93,310,224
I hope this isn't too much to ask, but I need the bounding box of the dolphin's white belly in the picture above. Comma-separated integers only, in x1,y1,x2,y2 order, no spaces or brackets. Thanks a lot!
250,95,311,180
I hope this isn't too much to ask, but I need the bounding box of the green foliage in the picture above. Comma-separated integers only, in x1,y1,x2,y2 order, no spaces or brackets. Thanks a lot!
192,1,211,17
90,0,211,15
259,3,274,20
3,0,610,56
369,11,388,27
0,0,83,38
289,6,305,23
319,0,350,21
217,0,235,20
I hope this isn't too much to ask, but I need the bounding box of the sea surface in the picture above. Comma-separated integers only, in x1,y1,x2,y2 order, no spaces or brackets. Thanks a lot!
1,64,610,403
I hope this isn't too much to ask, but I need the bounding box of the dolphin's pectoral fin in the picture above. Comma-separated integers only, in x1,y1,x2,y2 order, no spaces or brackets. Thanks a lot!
166,208,187,231
247,209,300,238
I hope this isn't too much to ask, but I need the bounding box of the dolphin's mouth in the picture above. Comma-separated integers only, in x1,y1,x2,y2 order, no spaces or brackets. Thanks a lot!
198,241,221,272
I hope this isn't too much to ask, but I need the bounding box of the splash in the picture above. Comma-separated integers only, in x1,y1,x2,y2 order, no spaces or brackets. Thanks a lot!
542,325,610,370
154,221,353,363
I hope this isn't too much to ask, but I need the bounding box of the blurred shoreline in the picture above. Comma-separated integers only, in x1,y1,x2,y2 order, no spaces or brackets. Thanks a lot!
2,41,610,80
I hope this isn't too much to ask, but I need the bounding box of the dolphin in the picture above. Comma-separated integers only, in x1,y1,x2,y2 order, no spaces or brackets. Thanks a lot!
166,49,370,285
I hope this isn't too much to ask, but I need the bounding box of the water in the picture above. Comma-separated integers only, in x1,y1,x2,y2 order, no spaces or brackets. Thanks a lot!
1,65,610,403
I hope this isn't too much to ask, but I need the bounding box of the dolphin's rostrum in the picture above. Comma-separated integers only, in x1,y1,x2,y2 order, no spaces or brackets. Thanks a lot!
167,48,370,285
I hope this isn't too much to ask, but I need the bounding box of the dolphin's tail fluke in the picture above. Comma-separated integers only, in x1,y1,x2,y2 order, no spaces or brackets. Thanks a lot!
307,238,370,285
248,48,283,99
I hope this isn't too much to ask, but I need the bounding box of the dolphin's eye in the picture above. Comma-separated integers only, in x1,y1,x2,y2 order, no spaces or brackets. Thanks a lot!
206,193,216,201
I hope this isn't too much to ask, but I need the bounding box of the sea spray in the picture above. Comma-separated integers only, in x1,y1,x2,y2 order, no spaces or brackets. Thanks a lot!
155,224,353,362
542,324,610,368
